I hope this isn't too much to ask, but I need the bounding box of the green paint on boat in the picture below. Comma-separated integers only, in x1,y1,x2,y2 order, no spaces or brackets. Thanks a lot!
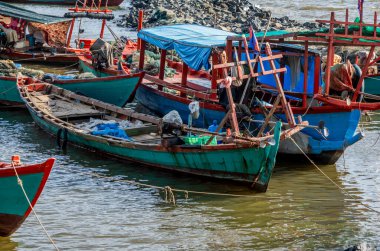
55,76,140,107
29,108,281,188
364,76,380,95
0,77,23,104
0,73,141,107
79,60,113,77
0,173,43,216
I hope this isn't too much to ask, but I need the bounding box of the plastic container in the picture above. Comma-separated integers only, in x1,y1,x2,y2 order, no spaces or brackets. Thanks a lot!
183,135,217,146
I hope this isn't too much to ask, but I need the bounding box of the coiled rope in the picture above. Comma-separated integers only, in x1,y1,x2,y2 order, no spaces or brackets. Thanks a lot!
11,162,60,251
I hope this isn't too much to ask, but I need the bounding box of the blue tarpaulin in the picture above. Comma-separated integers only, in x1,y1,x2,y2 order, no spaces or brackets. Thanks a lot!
137,24,237,71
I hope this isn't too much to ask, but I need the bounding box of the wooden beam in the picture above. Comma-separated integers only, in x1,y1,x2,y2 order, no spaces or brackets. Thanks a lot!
138,40,146,70
265,43,296,127
211,53,219,100
302,41,309,108
313,55,321,94
181,63,189,86
159,49,167,80
257,95,281,136
353,46,376,101
324,12,335,96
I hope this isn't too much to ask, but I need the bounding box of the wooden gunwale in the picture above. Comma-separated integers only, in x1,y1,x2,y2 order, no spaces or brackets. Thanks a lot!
19,82,301,149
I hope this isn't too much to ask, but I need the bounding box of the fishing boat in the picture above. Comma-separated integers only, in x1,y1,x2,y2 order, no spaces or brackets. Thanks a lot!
0,0,123,6
0,1,120,65
18,76,306,191
0,2,78,64
128,24,367,165
364,75,380,97
0,70,144,107
0,156,55,237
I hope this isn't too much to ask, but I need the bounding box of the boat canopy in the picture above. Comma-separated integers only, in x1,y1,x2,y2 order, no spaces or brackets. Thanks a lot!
0,2,69,24
137,24,237,71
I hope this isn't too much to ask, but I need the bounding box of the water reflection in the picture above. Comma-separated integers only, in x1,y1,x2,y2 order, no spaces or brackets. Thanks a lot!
1,109,379,249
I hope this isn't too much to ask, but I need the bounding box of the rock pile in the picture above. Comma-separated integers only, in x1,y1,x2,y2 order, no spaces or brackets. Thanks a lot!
116,0,320,33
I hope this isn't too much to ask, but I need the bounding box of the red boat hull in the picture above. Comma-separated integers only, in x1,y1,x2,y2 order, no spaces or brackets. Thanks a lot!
0,0,123,6
0,50,79,65
0,158,55,236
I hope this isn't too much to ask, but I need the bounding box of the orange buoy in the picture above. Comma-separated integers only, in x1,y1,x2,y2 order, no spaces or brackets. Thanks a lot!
11,155,21,166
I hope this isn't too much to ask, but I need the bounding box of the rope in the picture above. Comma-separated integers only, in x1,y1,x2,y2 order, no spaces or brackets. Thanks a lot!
370,133,380,147
301,95,315,117
64,165,360,203
11,162,60,251
288,136,380,214
164,186,176,205
0,85,16,95
49,62,79,70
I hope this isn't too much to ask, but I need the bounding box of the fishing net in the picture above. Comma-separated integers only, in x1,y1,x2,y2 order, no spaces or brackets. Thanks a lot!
0,60,44,78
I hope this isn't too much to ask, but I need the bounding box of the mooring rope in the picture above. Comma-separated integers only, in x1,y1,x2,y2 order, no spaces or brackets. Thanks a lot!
11,162,60,251
63,165,362,204
288,136,380,214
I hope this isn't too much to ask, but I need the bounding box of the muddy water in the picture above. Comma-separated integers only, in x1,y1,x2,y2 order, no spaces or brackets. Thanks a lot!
1,1,380,250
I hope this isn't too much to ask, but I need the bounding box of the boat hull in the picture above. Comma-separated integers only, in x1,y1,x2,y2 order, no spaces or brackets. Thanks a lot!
364,75,380,96
25,103,281,190
0,158,54,236
0,73,143,107
135,84,363,165
79,57,120,77
0,0,123,6
0,51,78,65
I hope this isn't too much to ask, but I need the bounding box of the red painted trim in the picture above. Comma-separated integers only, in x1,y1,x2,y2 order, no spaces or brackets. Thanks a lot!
0,158,55,220
314,94,380,111
52,72,144,84
140,83,358,114
139,83,225,111
6,51,78,64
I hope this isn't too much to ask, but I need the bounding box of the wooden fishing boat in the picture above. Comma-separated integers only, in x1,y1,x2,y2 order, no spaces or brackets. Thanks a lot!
363,75,380,98
0,0,124,6
0,156,54,237
0,71,144,107
0,1,119,65
127,24,363,165
78,55,127,77
17,79,305,191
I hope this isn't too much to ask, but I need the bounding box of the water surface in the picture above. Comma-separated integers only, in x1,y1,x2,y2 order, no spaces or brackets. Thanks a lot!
1,1,380,250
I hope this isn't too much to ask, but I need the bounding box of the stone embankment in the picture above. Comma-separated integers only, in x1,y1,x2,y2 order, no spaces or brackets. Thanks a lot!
116,0,320,33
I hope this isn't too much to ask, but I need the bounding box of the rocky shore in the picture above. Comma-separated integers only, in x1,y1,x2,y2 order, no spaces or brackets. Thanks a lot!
116,0,320,33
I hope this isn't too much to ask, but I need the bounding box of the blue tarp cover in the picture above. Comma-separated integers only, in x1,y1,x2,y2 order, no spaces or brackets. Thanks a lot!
137,24,237,71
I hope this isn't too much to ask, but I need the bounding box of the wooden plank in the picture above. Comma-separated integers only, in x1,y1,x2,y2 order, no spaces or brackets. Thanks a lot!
212,54,283,69
257,95,281,136
215,68,286,83
144,74,219,102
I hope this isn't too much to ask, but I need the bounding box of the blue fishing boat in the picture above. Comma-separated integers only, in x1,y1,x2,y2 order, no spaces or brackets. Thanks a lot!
0,156,54,236
133,24,364,164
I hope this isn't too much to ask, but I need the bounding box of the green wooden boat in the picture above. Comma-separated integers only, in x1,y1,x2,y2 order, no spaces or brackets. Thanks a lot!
18,82,301,191
0,157,54,236
0,71,143,107
364,75,380,96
